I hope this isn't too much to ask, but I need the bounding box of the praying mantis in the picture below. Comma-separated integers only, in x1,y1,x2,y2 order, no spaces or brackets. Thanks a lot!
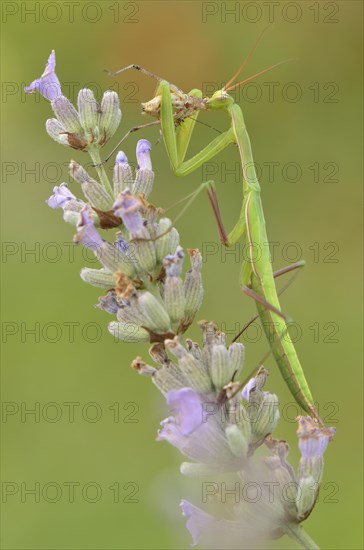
105,37,321,422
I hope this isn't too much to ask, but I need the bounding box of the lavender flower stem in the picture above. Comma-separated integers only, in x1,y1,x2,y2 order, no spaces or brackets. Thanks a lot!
282,522,320,550
88,147,113,196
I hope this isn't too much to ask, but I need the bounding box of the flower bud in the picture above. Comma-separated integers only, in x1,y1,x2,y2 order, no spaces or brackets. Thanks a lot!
46,118,71,147
117,299,145,327
165,337,212,393
108,321,149,342
99,91,121,144
185,339,203,362
251,392,279,440
52,96,83,134
147,342,166,364
46,118,87,150
296,475,317,521
134,353,186,395
133,139,154,197
163,248,185,324
265,440,298,519
184,249,203,324
133,228,158,274
138,292,172,333
200,320,219,347
209,345,231,390
80,268,115,288
131,357,157,377
242,369,279,440
228,342,245,380
113,151,134,197
154,219,177,262
77,88,98,142
70,160,113,210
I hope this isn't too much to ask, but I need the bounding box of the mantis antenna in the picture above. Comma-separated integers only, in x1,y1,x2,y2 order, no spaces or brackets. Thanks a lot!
222,27,295,93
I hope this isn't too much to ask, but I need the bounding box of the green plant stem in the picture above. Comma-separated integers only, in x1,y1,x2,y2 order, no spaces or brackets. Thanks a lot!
282,522,319,550
88,147,113,197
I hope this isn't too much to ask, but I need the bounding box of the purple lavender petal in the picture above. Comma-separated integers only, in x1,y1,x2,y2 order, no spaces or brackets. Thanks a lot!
158,390,240,469
136,139,152,170
113,191,143,234
166,388,202,435
96,291,119,314
297,416,336,458
180,500,217,547
115,151,128,165
75,208,103,249
24,50,62,102
115,233,130,253
158,418,184,446
163,247,184,277
242,377,256,401
47,184,76,209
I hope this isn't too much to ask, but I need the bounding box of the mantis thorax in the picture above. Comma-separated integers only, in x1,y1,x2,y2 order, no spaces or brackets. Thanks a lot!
141,91,207,124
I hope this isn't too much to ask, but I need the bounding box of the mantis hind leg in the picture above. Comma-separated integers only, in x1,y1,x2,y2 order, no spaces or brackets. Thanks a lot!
206,182,247,246
232,260,306,343
206,183,296,322
241,283,290,322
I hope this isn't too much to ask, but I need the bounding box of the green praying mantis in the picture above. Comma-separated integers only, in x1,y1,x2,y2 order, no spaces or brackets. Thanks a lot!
105,37,321,423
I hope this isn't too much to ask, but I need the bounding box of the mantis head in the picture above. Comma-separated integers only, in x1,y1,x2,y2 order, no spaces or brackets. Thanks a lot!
206,90,234,110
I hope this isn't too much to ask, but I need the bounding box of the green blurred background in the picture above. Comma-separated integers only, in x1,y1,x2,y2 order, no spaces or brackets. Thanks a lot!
1,1,363,548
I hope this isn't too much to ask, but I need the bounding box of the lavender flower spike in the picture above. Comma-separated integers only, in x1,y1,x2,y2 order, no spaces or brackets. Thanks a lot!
24,50,61,101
